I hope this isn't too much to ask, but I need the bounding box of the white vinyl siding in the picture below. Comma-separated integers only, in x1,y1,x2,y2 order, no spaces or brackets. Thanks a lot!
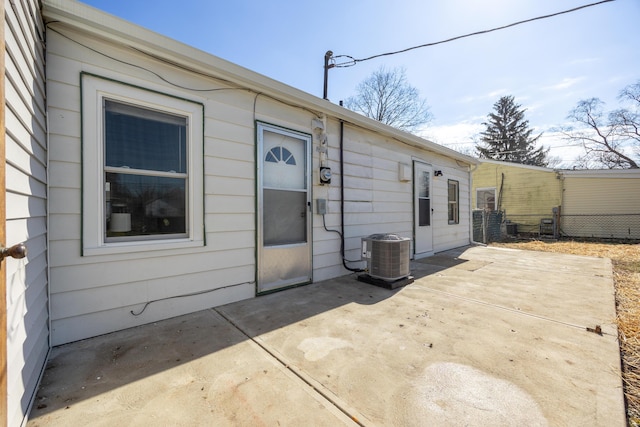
448,180,459,224
44,6,473,345
47,31,255,345
432,165,471,252
5,1,49,426
313,123,472,281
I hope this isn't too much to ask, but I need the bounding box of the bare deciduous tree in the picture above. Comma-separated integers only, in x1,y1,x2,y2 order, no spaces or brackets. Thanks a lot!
562,81,639,169
344,66,432,133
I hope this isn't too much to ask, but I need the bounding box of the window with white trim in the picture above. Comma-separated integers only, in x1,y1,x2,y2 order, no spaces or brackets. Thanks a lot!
476,187,496,211
81,74,204,255
448,180,459,224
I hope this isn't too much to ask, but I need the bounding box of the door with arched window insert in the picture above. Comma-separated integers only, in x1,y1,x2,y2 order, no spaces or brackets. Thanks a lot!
257,123,312,293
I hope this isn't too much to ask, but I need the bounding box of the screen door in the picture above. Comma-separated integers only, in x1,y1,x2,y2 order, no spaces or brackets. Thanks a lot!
257,123,312,293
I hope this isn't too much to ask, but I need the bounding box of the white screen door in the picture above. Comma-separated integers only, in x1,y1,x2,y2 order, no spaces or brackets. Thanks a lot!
257,123,312,293
414,161,433,258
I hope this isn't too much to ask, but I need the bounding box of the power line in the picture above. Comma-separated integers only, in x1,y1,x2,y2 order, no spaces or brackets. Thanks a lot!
332,0,615,67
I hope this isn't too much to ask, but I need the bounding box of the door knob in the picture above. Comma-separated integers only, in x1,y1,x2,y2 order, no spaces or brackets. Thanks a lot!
0,243,27,261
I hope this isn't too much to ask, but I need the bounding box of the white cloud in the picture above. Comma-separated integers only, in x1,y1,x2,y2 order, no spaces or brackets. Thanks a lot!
487,89,508,98
458,89,508,104
420,120,484,151
543,77,585,91
567,57,601,66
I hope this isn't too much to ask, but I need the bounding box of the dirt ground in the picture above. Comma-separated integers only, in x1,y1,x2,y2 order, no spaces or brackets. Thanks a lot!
491,239,640,427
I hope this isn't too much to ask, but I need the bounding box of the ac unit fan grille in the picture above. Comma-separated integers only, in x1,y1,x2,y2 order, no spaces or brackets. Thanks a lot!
363,234,410,281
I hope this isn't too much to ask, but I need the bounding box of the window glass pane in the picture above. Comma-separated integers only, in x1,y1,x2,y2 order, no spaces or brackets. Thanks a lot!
477,189,496,210
263,189,306,245
105,100,187,173
265,146,297,165
448,180,459,223
419,198,431,226
448,182,457,202
106,172,186,239
263,131,306,190
419,171,430,198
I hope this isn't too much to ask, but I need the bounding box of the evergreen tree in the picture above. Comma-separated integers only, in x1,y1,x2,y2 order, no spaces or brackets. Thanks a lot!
476,95,548,166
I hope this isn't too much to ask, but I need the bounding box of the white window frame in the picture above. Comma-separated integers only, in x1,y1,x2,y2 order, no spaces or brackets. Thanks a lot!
448,179,459,224
81,74,204,256
476,187,496,211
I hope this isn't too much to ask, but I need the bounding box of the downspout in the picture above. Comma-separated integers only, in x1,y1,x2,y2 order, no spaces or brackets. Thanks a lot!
340,117,345,258
469,162,479,244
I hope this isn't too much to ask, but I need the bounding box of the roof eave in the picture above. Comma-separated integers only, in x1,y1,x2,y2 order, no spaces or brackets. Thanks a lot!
42,0,477,166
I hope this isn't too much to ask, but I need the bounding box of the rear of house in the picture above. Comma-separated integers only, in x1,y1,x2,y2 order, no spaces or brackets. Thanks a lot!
3,2,475,424
43,0,475,347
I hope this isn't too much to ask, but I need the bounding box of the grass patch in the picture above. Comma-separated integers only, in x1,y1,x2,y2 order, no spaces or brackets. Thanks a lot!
491,240,640,427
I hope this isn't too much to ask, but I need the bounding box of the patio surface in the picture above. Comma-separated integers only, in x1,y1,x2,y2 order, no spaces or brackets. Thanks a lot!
27,245,625,426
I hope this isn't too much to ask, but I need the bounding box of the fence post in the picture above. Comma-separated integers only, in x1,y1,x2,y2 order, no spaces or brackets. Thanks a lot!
553,206,561,238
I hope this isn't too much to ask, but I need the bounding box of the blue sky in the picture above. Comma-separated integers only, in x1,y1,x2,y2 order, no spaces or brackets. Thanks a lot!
78,0,639,166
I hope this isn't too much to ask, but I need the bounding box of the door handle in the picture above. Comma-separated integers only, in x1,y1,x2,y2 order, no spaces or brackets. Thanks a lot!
0,243,27,262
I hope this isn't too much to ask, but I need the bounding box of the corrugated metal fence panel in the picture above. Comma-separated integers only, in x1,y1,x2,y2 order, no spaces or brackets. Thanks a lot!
563,177,640,215
562,175,640,238
4,1,49,426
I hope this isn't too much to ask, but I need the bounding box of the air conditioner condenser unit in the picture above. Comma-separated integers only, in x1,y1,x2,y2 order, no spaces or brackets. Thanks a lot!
360,234,412,288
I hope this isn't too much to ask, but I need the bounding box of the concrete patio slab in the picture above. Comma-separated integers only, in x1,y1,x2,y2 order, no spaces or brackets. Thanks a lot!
27,246,625,426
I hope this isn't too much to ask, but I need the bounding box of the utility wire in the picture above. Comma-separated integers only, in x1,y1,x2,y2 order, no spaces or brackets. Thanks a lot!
333,0,615,67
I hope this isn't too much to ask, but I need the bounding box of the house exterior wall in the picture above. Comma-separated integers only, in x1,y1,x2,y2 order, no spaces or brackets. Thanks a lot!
472,161,562,233
44,14,472,345
314,122,472,281
4,0,50,425
46,28,257,345
432,161,471,251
